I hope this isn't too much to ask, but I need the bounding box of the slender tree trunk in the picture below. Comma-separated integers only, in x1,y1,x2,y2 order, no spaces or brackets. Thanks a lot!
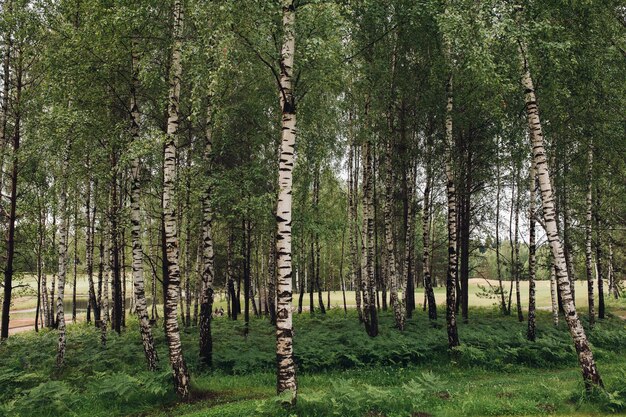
444,70,460,349
348,139,363,322
275,0,298,402
101,215,110,346
608,234,617,299
361,136,378,337
340,227,347,314
308,239,315,315
36,197,45,332
86,173,99,324
184,155,192,327
527,159,537,341
110,154,122,334
129,43,158,370
199,99,216,366
72,200,78,324
562,163,576,305
384,135,404,329
162,0,190,398
514,166,523,322
495,142,506,314
243,220,251,334
193,244,200,326
402,162,415,324
56,138,70,367
0,48,19,340
595,187,604,320
550,261,558,326
422,147,437,320
520,42,602,389
97,223,104,327
584,144,594,327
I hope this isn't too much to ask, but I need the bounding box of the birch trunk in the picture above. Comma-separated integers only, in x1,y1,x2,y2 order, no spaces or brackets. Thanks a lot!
130,43,158,370
348,142,363,322
527,159,537,341
422,150,437,320
595,188,604,320
384,135,404,330
275,0,297,402
361,138,378,337
86,174,99,323
163,0,190,398
584,144,594,327
101,220,110,346
514,167,523,322
608,235,617,299
199,100,216,366
402,162,415,324
495,142,507,314
550,262,558,326
56,138,70,367
520,42,602,389
444,71,460,349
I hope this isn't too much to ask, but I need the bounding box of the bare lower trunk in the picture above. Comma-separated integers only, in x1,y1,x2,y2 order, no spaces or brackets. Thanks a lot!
608,235,617,299
361,138,378,337
520,42,602,389
527,160,537,341
86,174,99,324
550,262,558,326
514,167,523,322
56,139,70,367
199,100,216,366
595,188,604,320
163,0,190,398
422,162,436,320
584,144,594,327
275,0,297,402
444,71,459,349
129,44,158,370
348,140,363,322
495,143,506,314
384,136,404,330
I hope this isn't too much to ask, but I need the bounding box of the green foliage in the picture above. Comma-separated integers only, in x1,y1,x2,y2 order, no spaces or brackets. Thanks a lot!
2,310,626,416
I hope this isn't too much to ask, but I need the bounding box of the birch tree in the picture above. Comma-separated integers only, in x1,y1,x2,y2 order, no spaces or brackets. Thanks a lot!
275,0,297,403
162,0,190,398
519,40,603,390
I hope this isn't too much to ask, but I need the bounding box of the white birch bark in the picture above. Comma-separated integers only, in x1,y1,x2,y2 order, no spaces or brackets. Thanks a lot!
444,70,460,348
275,0,297,402
130,42,158,370
56,139,70,367
519,42,602,389
584,144,594,327
163,0,189,398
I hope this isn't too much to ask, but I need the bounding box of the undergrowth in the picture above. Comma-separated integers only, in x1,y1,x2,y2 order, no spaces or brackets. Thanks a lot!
0,307,625,416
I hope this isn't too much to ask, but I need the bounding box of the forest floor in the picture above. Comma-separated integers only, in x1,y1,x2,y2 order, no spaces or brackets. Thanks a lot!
1,300,626,417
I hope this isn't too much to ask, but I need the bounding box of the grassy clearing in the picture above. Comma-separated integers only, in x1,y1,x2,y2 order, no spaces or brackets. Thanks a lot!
2,298,626,416
9,273,617,314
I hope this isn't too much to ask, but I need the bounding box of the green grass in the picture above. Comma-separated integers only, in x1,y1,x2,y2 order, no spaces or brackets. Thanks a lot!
1,303,626,416
9,273,618,316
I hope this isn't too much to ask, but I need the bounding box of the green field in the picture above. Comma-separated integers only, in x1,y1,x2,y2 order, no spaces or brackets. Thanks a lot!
1,300,626,417
9,273,614,314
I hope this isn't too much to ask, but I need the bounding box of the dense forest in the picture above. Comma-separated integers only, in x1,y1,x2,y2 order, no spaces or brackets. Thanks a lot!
0,0,625,416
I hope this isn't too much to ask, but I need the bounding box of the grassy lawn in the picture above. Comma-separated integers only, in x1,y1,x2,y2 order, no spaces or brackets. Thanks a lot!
9,273,616,314
1,300,626,416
